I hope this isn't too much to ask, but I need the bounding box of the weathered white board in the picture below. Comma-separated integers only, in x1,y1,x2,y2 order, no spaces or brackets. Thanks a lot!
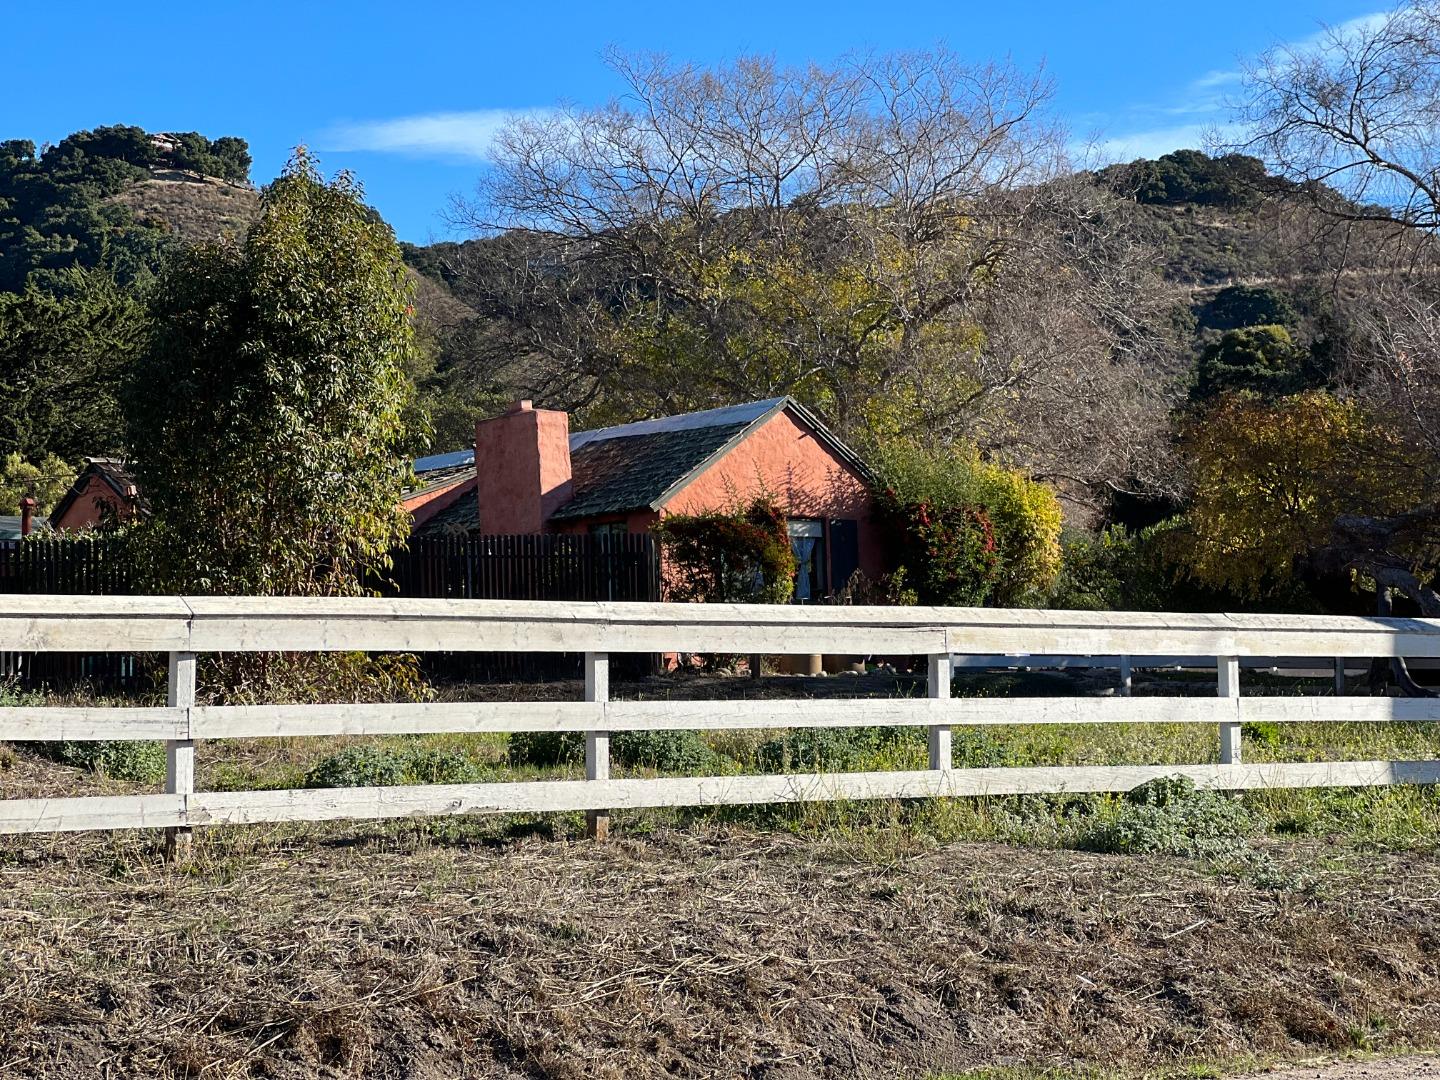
6,595,1440,657
3,760,1439,834
6,692,1440,744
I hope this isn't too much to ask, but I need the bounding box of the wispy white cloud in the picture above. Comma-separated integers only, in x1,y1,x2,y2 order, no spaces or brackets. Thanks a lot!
1189,69,1243,92
1293,9,1392,48
318,108,553,161
1089,9,1389,165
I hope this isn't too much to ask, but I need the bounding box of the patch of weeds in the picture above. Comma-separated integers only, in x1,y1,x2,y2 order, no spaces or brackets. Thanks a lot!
756,727,923,772
0,683,40,707
1348,1015,1394,1050
507,729,716,773
952,729,1031,768
36,740,166,783
304,745,408,788
1209,848,1319,893
403,747,486,784
1251,785,1440,850
612,729,715,772
1078,776,1254,859
508,731,582,768
1241,721,1282,750
303,744,487,788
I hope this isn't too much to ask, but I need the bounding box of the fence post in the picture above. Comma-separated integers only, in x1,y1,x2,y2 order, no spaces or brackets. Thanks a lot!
1118,656,1133,697
928,654,951,771
1334,657,1347,696
165,651,196,863
584,651,610,841
1218,655,1241,765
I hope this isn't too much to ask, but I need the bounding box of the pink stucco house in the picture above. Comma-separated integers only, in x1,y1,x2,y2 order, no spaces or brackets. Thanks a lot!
419,397,882,601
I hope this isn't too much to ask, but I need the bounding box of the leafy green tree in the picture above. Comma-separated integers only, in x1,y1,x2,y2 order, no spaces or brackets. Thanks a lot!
1050,524,1178,611
1103,150,1274,208
126,151,420,595
0,266,143,461
1192,324,1316,400
0,452,75,516
1179,391,1418,597
1197,285,1296,332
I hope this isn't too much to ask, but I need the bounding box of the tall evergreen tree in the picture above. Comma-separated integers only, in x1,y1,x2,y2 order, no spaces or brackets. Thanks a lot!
126,152,420,595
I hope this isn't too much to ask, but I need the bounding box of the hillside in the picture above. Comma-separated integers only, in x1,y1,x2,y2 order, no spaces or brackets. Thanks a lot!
0,125,255,293
110,169,260,246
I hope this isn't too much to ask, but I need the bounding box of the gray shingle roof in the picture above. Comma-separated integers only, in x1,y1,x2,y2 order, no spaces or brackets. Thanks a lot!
549,420,755,521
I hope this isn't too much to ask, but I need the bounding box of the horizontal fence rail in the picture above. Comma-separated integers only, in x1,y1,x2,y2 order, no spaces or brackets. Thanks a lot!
4,595,1440,847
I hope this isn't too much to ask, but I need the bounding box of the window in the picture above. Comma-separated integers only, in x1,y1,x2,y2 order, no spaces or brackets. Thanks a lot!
787,519,826,603
588,521,628,543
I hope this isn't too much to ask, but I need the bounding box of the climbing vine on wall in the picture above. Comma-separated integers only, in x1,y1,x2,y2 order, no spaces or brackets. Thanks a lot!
875,494,1001,607
652,498,796,604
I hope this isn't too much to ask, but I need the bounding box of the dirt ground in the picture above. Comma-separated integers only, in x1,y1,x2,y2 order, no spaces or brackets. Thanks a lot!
2,825,1440,1079
1239,1058,1440,1080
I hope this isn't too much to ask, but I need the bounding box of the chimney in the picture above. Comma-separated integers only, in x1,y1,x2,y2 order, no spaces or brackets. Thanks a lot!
474,400,573,534
18,496,35,537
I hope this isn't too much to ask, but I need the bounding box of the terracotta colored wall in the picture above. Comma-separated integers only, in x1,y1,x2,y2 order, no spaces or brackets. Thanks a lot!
662,410,883,580
474,402,573,534
405,476,476,529
51,476,128,531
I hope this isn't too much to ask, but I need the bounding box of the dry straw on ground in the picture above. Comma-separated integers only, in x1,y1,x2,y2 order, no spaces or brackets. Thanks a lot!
0,823,1438,1079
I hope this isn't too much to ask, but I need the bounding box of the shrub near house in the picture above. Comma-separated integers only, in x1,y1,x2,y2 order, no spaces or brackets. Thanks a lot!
873,444,1063,607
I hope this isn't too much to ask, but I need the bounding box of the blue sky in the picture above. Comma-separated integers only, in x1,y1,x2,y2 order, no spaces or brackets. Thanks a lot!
8,1,1385,243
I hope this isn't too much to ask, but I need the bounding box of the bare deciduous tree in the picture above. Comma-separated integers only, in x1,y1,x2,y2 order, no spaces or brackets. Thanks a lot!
446,49,1183,507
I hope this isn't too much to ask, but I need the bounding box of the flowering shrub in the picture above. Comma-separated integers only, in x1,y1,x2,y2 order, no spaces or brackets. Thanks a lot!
875,494,1002,606
871,443,1063,606
651,497,796,604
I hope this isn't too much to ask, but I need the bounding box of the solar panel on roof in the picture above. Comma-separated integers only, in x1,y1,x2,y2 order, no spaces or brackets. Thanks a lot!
567,397,787,452
412,448,475,472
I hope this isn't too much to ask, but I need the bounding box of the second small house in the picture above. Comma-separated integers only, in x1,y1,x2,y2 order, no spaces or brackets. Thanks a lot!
419,397,882,602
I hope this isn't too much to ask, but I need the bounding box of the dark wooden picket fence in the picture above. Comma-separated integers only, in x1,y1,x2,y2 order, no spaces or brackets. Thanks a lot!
382,533,659,604
377,533,661,680
0,532,661,690
0,536,143,690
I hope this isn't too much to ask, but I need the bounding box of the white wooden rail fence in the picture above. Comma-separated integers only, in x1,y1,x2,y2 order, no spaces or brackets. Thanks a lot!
5,595,1440,853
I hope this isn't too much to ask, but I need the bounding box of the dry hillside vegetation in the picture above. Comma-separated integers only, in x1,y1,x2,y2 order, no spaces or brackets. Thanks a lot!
110,171,260,246
0,825,1437,1079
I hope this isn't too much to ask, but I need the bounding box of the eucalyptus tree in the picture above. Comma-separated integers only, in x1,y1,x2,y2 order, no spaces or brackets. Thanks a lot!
127,152,419,596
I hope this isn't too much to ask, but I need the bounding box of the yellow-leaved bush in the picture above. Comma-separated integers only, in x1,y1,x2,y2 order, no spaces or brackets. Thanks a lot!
1179,391,1420,596
871,443,1063,607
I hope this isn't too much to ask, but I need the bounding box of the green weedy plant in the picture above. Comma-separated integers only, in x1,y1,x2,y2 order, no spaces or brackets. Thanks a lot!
612,730,715,772
402,747,486,784
38,740,166,783
303,745,407,788
508,729,716,773
756,727,922,772
303,744,488,788
508,731,583,768
1079,775,1255,859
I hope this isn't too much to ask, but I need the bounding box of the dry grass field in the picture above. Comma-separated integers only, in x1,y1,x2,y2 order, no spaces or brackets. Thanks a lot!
1,821,1439,1079
6,667,1440,1078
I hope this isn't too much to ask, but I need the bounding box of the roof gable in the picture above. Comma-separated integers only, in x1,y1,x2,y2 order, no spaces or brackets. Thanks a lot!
549,397,869,522
49,458,145,525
